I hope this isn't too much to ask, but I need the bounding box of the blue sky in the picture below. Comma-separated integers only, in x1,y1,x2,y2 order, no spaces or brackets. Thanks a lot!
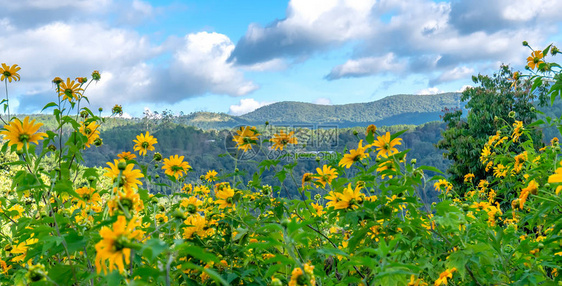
1,0,561,117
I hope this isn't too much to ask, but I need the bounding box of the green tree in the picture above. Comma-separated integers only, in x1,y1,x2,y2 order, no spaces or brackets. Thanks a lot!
436,65,546,195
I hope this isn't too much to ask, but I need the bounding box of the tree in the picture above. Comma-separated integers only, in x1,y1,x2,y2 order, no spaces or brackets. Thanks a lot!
436,65,547,195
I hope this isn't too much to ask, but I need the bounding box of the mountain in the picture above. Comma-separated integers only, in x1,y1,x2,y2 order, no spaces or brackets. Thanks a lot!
179,92,463,129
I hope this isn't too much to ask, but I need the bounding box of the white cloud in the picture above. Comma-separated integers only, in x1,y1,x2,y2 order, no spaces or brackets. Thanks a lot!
169,31,259,98
326,53,406,80
313,97,332,105
241,58,288,72
230,0,376,65
417,87,444,95
430,66,474,86
229,98,273,116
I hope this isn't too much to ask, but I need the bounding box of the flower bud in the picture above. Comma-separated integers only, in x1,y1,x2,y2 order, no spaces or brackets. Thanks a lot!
94,138,103,147
52,77,63,85
92,70,101,81
508,111,516,118
117,160,127,171
522,41,528,47
153,152,162,162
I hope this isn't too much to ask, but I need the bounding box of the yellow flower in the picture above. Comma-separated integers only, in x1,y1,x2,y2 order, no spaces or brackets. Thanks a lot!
79,121,100,148
527,50,544,70
372,131,402,158
408,275,428,286
314,165,338,188
155,213,168,224
232,126,259,152
95,216,143,274
215,185,235,209
334,183,363,210
338,140,370,168
302,172,314,187
366,124,377,135
11,237,38,263
513,151,527,174
509,71,520,88
493,164,508,178
117,151,137,161
104,159,144,191
8,204,25,220
288,263,315,286
512,121,523,142
270,130,298,150
205,170,218,182
377,160,396,179
464,173,475,183
480,145,491,163
58,78,83,102
433,179,453,193
325,191,340,208
548,162,562,184
181,196,203,213
108,188,145,215
133,131,157,156
0,63,21,82
74,187,102,211
162,155,191,180
0,116,47,151
520,180,538,209
434,268,456,286
183,214,210,239
310,203,325,216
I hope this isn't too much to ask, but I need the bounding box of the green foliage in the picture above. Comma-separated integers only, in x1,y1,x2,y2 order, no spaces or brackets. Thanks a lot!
437,65,546,194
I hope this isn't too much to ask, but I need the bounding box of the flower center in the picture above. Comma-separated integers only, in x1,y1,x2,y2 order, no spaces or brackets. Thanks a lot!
113,235,128,252
3,71,11,77
141,142,149,148
120,198,133,210
19,134,30,142
226,197,233,204
64,89,73,97
171,165,184,172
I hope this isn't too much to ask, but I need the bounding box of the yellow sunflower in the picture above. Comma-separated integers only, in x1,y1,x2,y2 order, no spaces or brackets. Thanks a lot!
215,185,235,209
205,170,218,182
104,159,144,191
270,130,298,151
301,172,314,187
288,263,315,286
183,214,212,239
58,78,83,102
133,131,157,156
0,63,21,82
338,140,370,168
74,187,102,211
527,50,544,70
95,216,143,274
108,188,145,215
79,121,100,148
232,126,259,152
117,151,137,161
162,155,191,179
0,116,47,150
334,183,363,210
372,131,402,158
314,165,338,187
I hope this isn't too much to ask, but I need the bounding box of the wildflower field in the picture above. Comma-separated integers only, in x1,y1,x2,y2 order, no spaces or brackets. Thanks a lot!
1,43,562,286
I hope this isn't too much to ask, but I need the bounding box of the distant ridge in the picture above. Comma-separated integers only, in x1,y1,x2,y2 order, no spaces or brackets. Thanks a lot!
240,92,462,127
177,92,462,129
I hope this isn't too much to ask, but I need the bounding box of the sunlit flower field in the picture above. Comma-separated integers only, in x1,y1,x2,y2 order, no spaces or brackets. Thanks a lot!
0,43,562,285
